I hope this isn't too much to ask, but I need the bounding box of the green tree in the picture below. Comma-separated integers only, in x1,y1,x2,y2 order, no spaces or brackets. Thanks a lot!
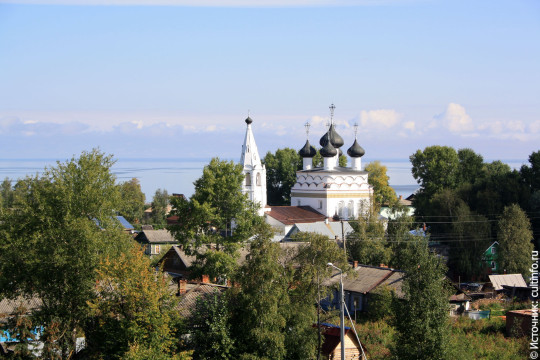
0,149,129,357
229,236,289,360
393,238,451,360
150,188,169,227
457,148,484,185
365,160,397,206
410,146,460,197
348,203,391,266
189,291,234,360
286,232,349,360
0,177,13,209
85,243,180,359
520,150,540,193
118,178,146,224
497,204,534,275
169,158,265,281
263,148,302,205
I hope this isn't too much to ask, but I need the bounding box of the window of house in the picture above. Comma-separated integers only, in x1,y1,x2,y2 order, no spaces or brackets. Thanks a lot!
245,173,251,186
297,199,301,206
491,261,496,270
154,244,161,255
318,200,323,209
491,247,496,254
256,173,261,186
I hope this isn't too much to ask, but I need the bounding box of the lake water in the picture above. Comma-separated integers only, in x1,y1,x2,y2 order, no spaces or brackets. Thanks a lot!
0,157,526,202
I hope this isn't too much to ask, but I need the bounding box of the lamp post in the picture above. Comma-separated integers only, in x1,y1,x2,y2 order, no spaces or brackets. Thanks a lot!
328,262,345,360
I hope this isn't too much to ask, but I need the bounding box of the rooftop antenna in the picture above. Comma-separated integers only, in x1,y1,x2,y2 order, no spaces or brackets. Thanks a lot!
304,121,311,140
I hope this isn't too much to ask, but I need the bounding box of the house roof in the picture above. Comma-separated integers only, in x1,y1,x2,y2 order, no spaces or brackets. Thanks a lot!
135,229,178,244
484,241,499,254
489,274,527,291
265,205,327,226
289,221,354,239
176,283,229,318
323,265,405,298
0,296,42,319
317,322,358,356
116,215,134,230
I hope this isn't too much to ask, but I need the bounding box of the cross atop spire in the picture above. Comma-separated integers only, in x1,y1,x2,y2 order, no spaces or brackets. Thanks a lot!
304,121,311,139
354,122,359,139
329,103,336,125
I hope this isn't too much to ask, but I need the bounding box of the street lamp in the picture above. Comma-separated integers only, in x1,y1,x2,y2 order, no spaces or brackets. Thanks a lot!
327,262,345,360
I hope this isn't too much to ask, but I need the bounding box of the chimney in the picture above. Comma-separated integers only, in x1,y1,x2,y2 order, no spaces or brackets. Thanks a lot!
379,263,388,268
399,195,403,200
202,274,210,283
353,261,358,268
178,279,187,295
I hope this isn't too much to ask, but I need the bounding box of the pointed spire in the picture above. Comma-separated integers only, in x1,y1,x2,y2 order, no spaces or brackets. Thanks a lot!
240,116,262,168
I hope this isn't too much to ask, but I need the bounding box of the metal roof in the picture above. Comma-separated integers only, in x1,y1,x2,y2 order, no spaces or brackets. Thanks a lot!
324,265,405,298
489,274,527,291
135,229,178,244
265,205,327,226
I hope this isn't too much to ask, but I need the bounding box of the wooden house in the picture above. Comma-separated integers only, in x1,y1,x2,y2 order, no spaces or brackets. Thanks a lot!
318,322,365,359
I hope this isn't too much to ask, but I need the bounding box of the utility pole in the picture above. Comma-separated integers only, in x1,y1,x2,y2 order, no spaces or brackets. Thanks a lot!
328,262,345,360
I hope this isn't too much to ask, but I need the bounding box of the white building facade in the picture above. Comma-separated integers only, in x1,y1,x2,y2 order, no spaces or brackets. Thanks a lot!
291,105,373,219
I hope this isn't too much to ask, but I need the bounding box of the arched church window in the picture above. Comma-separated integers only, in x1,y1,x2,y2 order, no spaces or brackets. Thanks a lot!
245,173,251,186
348,201,354,219
256,173,261,186
338,201,344,218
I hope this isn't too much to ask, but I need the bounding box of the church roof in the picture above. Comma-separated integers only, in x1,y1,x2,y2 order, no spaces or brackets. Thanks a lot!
299,140,317,158
297,167,368,174
320,134,337,157
265,205,326,225
319,124,344,149
240,117,262,169
347,139,365,158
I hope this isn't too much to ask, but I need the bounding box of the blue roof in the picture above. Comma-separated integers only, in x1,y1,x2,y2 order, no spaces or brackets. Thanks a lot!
116,215,134,230
320,322,351,330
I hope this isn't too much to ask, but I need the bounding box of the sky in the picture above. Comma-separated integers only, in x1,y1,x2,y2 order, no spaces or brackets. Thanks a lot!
0,0,539,169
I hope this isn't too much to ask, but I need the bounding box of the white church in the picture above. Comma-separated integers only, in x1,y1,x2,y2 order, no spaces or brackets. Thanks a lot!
239,105,374,240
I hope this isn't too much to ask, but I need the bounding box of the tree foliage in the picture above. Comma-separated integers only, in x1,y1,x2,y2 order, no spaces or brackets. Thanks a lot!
393,238,451,360
150,188,170,227
365,160,397,206
85,243,180,359
348,203,391,266
410,145,460,197
169,158,266,281
189,291,234,360
497,204,534,275
0,149,130,356
118,178,146,224
263,148,302,206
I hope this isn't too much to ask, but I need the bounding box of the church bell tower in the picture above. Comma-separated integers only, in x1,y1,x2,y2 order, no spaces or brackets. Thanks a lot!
240,116,267,216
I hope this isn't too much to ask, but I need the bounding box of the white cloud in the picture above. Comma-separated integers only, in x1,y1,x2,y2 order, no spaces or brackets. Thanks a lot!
529,120,540,134
435,103,474,133
359,109,402,130
403,121,415,131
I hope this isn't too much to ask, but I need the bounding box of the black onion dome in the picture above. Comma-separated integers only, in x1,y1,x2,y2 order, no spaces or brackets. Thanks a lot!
319,124,344,148
299,140,317,158
320,139,337,158
347,139,365,158
245,116,253,125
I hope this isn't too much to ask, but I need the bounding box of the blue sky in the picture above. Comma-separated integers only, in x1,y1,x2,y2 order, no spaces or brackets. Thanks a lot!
0,0,539,166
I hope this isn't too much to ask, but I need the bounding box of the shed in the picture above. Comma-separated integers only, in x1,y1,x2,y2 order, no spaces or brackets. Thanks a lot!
318,322,365,360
